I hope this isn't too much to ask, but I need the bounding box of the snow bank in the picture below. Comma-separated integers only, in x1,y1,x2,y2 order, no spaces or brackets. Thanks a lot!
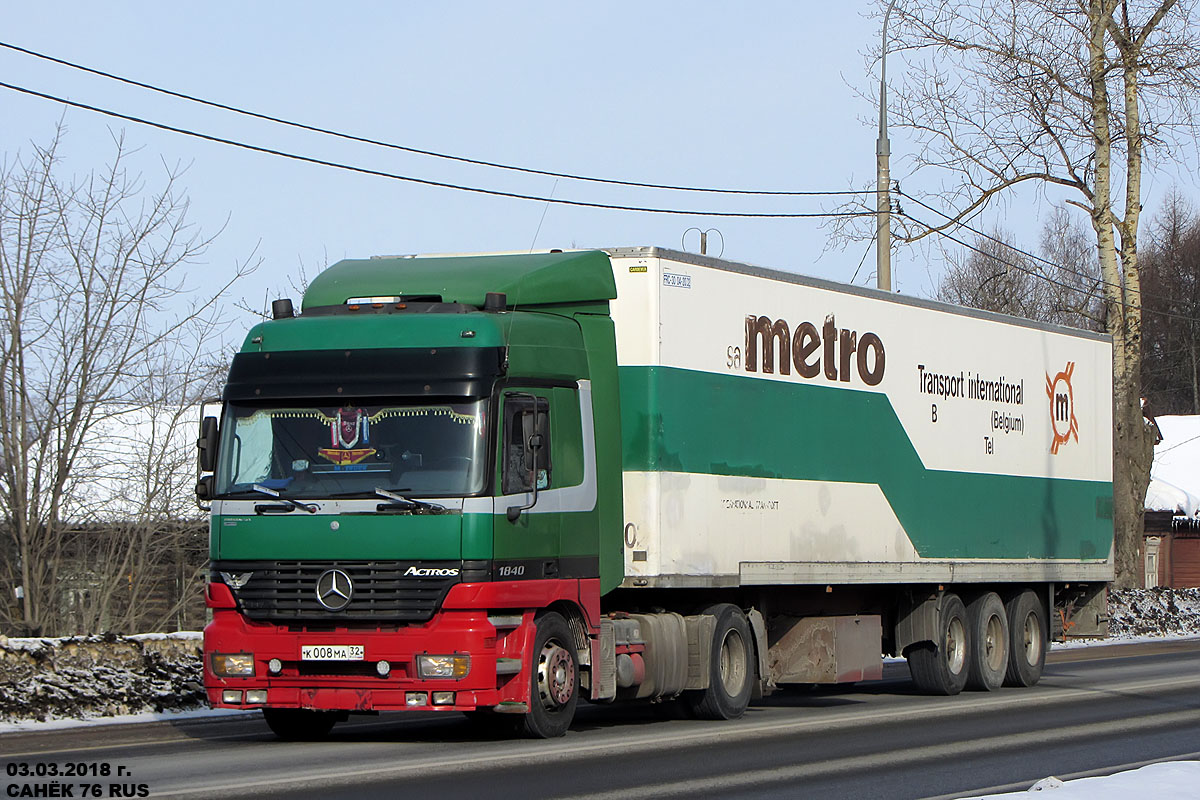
1107,587,1200,638
0,632,203,723
964,760,1200,798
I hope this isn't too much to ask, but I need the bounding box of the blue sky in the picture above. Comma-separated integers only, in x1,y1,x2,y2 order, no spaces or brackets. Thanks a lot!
1,2,1193,320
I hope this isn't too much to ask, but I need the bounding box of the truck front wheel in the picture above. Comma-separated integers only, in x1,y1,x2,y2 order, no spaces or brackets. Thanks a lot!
685,603,755,720
261,708,338,741
521,611,579,738
906,592,969,696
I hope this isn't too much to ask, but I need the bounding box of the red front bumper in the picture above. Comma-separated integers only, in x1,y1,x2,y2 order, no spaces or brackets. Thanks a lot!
204,578,598,713
205,607,534,712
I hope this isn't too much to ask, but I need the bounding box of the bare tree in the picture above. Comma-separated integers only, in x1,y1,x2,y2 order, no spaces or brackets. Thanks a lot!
1039,206,1106,331
1140,191,1200,413
0,128,247,635
937,212,1104,329
58,333,222,634
937,227,1053,317
856,0,1200,588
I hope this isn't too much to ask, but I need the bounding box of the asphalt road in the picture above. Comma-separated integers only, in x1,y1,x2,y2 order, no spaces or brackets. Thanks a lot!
3,640,1199,799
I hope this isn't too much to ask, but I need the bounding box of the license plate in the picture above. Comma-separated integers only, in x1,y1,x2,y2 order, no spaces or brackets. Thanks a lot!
301,644,364,661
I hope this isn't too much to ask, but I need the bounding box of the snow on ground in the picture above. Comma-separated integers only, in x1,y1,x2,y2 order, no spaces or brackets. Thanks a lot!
0,631,205,726
0,706,253,735
1107,587,1200,637
964,761,1200,799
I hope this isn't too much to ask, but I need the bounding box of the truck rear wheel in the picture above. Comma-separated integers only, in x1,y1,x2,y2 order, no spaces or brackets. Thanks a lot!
965,592,1009,691
1003,589,1047,687
685,603,755,720
261,708,338,741
906,592,969,696
521,611,579,738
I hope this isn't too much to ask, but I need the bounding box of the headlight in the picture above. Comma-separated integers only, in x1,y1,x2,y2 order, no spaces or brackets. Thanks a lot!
416,653,470,679
212,652,255,677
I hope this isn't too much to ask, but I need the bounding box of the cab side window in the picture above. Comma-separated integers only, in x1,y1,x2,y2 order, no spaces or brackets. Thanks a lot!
502,394,551,494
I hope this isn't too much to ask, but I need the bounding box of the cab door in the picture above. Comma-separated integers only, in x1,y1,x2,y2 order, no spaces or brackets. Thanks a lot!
493,389,561,579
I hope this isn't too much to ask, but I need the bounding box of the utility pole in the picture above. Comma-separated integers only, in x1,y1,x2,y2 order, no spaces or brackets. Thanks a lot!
877,0,898,292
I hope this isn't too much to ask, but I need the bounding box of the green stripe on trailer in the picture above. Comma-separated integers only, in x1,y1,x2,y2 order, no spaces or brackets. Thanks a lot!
619,365,1111,562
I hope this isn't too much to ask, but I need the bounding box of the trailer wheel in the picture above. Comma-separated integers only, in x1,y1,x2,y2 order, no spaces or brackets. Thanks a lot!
261,708,338,741
965,592,1009,691
521,611,578,738
906,592,969,696
1003,589,1047,687
685,603,755,720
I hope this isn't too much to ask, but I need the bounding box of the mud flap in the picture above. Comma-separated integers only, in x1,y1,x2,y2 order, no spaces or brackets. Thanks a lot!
747,608,769,698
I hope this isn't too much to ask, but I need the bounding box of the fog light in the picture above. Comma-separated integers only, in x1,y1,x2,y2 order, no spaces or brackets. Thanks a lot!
268,658,283,675
221,690,243,704
245,690,268,704
416,653,471,679
432,691,455,706
405,692,427,707
212,653,255,677
376,660,391,677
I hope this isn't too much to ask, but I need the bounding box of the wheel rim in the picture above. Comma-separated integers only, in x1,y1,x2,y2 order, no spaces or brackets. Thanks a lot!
718,628,748,697
1021,611,1043,666
984,613,1005,672
945,616,966,675
536,638,575,711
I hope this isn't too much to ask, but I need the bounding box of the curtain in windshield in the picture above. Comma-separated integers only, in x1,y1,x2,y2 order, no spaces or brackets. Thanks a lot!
216,401,487,497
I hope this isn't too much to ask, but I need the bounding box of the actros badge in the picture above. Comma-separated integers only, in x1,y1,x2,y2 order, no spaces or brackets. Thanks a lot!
315,569,353,610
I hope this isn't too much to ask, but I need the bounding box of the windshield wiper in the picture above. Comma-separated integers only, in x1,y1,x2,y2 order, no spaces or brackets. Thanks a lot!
249,483,317,514
374,487,445,513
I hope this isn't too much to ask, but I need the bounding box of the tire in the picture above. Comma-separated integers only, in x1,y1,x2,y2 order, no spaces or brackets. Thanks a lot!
261,708,338,741
521,611,579,738
684,603,755,720
1003,589,1047,687
906,592,969,696
965,592,1009,691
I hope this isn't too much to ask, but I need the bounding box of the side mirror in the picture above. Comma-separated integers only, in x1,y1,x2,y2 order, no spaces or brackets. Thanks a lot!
195,475,214,502
507,433,543,523
198,416,219,473
506,398,544,523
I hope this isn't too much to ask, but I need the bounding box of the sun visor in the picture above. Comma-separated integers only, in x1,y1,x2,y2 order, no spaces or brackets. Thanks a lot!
223,346,505,401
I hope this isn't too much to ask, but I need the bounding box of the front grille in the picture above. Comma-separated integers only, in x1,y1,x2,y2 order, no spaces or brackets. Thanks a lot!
296,661,399,678
212,560,460,623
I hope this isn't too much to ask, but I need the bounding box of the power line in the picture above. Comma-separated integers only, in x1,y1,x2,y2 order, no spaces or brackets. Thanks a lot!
0,80,877,220
895,188,1183,311
903,212,1200,325
0,39,867,199
1155,431,1200,455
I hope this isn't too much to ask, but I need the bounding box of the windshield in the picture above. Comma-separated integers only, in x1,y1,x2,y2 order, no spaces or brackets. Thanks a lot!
214,400,487,498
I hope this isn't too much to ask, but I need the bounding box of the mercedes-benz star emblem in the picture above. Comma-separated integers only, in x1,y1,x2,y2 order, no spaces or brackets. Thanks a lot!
315,569,353,611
